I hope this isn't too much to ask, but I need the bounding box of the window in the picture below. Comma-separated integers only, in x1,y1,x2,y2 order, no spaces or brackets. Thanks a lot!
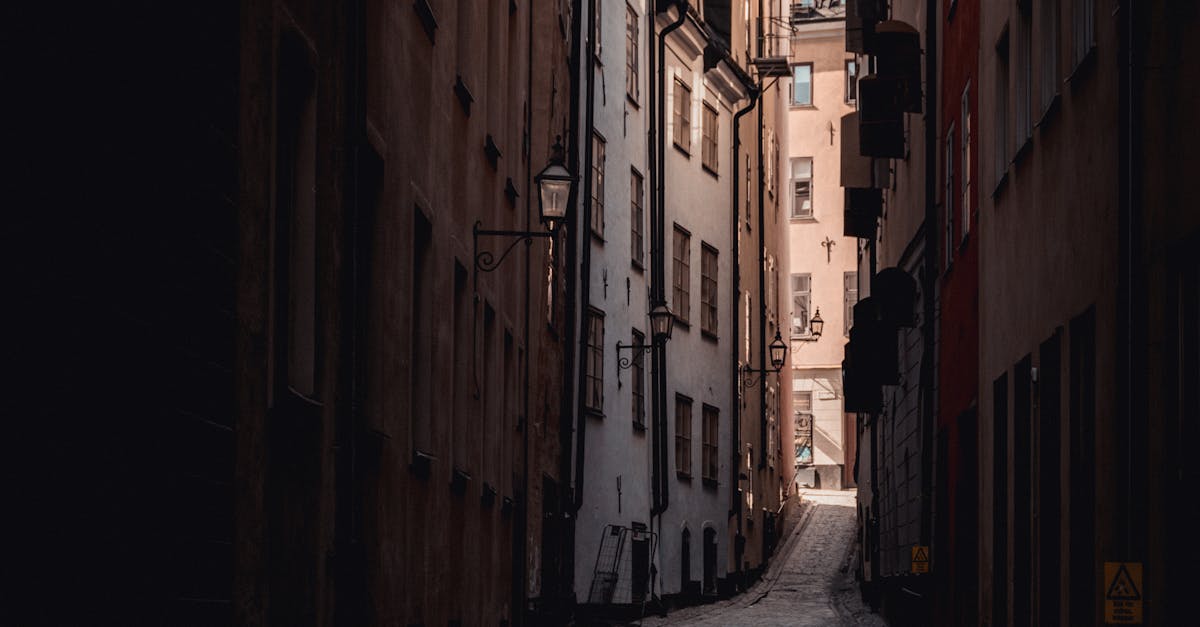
673,225,691,324
591,133,606,236
767,130,778,198
585,308,604,413
843,272,857,336
743,291,751,362
961,83,972,238
790,157,813,219
1039,0,1059,115
626,4,639,101
793,389,812,466
631,169,644,267
701,243,718,336
701,103,719,173
945,124,955,269
593,0,602,57
1071,0,1094,71
702,405,719,483
790,273,811,336
1016,5,1033,145
745,160,752,227
845,59,858,103
995,32,1010,187
631,329,646,428
792,63,812,106
675,394,693,476
673,78,692,153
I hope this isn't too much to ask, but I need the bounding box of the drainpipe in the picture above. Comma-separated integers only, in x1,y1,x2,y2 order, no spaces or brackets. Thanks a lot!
756,77,768,471
518,0,539,620
919,0,938,599
650,0,688,518
731,84,758,586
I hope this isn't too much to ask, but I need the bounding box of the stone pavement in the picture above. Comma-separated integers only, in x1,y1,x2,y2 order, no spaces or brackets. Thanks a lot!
638,489,888,627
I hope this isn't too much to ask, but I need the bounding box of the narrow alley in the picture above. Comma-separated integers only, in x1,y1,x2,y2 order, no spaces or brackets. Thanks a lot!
644,490,887,627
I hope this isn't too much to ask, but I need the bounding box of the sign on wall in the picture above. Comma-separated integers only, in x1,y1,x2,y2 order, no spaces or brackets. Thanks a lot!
1103,562,1143,624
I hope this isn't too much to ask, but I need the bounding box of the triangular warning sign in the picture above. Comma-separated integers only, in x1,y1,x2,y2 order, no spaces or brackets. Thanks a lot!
912,546,929,563
1106,564,1142,601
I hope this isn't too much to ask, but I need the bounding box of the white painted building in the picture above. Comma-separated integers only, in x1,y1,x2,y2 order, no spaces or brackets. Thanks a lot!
571,1,755,606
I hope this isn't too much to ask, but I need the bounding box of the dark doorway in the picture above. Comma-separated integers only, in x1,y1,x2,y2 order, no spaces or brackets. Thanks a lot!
703,527,717,595
1013,357,1032,626
541,476,562,601
992,373,1009,627
955,409,979,626
1068,308,1096,626
1038,331,1062,627
680,527,691,594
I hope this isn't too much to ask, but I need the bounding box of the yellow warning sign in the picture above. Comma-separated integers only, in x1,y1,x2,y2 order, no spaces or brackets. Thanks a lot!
911,545,930,574
1104,562,1143,624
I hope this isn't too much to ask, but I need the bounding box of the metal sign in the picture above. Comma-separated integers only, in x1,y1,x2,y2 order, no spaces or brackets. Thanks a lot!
911,545,930,574
1104,562,1143,624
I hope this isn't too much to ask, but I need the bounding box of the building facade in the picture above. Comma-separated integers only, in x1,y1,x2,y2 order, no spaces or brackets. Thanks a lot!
782,2,859,492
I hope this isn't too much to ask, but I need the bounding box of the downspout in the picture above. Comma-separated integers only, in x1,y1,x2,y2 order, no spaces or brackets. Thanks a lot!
731,87,759,552
572,0,599,517
919,0,938,574
557,0,584,607
647,3,660,518
756,76,767,471
650,0,688,518
519,0,537,619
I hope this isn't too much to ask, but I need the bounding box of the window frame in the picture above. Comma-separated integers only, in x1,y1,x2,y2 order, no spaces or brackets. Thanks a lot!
845,59,858,104
789,157,813,220
961,83,972,240
591,132,606,237
701,404,719,485
843,271,857,337
584,307,605,414
790,273,811,337
791,62,813,106
673,224,692,325
945,122,955,271
700,242,719,337
701,101,719,175
673,78,692,154
631,168,645,268
625,3,640,103
631,328,646,429
675,394,693,478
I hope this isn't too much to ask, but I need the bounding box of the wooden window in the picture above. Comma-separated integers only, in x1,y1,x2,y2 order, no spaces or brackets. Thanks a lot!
675,394,693,476
585,308,605,413
1039,0,1059,115
593,0,602,57
701,102,719,173
995,32,1010,188
844,272,858,336
673,78,692,153
790,273,811,336
625,4,639,101
790,157,812,219
946,124,956,270
961,83,972,238
673,225,691,324
1016,5,1033,145
702,405,719,483
701,243,718,336
631,169,644,267
794,389,813,466
845,59,858,103
591,133,606,236
631,329,646,428
792,63,812,105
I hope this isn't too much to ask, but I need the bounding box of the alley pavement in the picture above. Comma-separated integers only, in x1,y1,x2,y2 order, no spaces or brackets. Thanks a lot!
640,489,887,627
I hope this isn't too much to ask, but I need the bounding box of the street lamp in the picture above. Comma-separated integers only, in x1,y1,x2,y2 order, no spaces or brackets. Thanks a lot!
616,302,675,375
475,137,576,273
809,308,824,339
742,330,790,389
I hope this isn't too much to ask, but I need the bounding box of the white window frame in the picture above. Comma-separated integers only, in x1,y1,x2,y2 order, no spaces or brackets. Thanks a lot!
790,157,813,219
790,273,811,337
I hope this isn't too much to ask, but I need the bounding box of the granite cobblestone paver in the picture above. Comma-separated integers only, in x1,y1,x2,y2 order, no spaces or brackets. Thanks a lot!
640,489,887,627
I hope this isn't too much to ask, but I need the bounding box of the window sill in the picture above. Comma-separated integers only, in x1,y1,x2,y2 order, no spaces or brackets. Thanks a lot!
1066,45,1097,86
632,258,645,272
585,407,605,419
789,103,815,110
1013,135,1033,165
627,93,640,109
674,316,691,330
633,420,647,433
590,229,606,243
702,477,719,490
789,215,817,223
701,328,719,342
676,471,693,482
702,163,719,178
673,143,692,158
958,231,970,253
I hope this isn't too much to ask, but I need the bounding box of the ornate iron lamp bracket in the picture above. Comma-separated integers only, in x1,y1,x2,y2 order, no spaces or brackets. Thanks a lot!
473,221,554,273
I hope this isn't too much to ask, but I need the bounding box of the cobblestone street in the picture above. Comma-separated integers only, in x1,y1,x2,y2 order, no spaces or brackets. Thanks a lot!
641,490,887,627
